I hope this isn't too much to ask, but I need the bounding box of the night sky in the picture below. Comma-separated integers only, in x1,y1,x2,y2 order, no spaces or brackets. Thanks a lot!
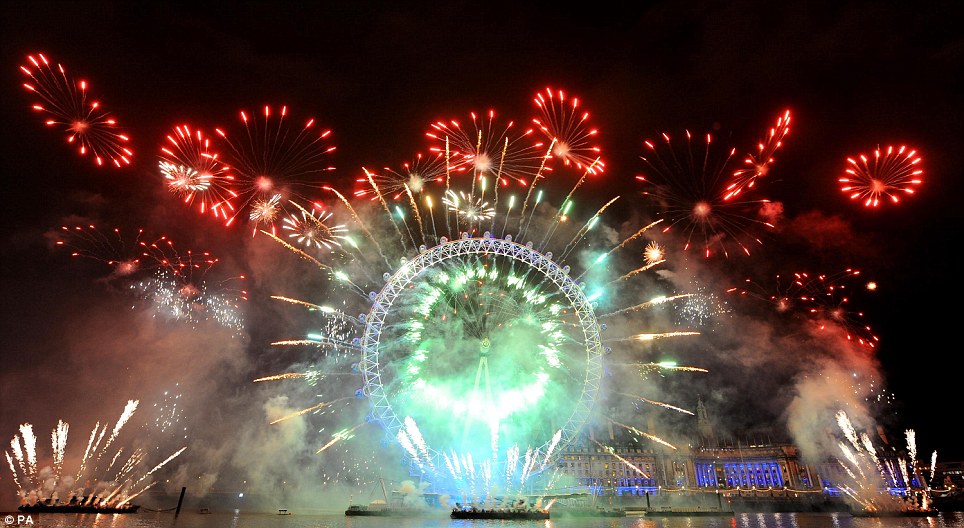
1,0,962,510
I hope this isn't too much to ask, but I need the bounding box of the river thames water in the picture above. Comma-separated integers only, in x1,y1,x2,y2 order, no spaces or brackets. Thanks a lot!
3,510,963,528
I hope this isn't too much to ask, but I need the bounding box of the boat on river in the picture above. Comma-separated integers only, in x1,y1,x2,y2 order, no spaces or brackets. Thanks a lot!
451,507,550,520
645,507,734,517
551,506,626,517
18,501,139,514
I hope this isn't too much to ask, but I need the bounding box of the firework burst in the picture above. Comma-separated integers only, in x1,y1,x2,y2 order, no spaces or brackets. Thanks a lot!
54,224,213,280
638,129,777,258
159,124,236,222
55,224,246,333
532,87,604,176
19,52,133,168
839,145,923,208
727,269,878,349
281,201,349,251
215,105,336,234
354,152,447,201
426,109,547,189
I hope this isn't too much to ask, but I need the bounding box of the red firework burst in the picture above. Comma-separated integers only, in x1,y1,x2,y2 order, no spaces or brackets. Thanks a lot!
19,52,133,168
426,109,546,189
214,105,336,235
727,269,879,349
838,145,923,208
637,129,776,258
532,87,605,176
159,124,237,223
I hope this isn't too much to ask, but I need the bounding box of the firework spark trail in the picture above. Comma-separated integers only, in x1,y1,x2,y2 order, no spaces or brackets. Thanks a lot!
262,230,334,275
539,429,563,470
75,422,102,482
591,438,649,477
106,447,124,474
465,453,476,488
838,443,868,481
396,429,424,471
624,362,709,374
323,186,392,268
600,294,694,317
19,52,133,168
103,450,147,503
616,260,667,283
363,167,409,247
5,452,22,492
354,151,447,211
506,445,519,486
427,109,545,194
95,400,138,468
133,446,187,488
609,242,665,287
316,423,365,454
606,331,701,343
271,338,358,350
481,460,491,500
8,435,28,489
836,410,862,452
403,417,435,472
898,457,910,491
906,430,917,467
608,420,678,450
19,425,38,488
269,296,323,310
117,449,185,507
111,449,143,485
269,398,352,425
618,392,694,415
50,420,68,482
575,220,663,281
534,158,602,252
443,452,459,480
517,140,556,235
929,451,937,488
725,109,792,200
519,447,535,487
860,432,885,477
403,184,427,246
254,372,309,382
558,195,620,262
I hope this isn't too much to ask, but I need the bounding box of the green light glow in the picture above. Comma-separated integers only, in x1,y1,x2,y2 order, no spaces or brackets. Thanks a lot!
376,253,586,460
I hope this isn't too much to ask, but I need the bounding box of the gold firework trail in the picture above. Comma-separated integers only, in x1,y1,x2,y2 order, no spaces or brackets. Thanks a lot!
316,423,365,454
601,294,693,317
609,420,677,450
590,438,649,477
270,398,351,425
619,392,694,415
